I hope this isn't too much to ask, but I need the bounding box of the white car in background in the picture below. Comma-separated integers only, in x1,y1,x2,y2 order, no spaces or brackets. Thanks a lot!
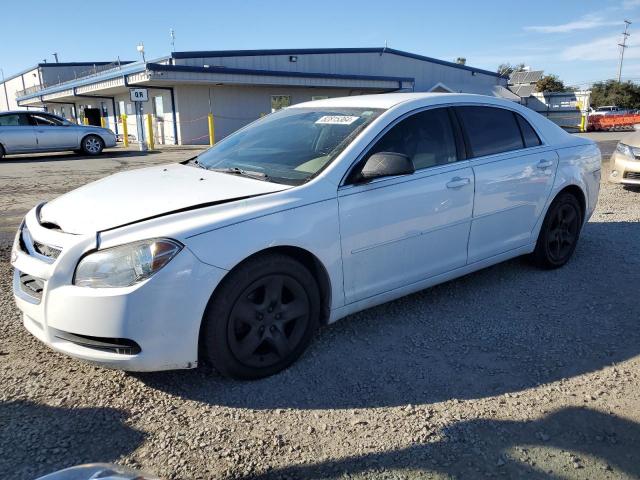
11,93,601,379
589,106,627,116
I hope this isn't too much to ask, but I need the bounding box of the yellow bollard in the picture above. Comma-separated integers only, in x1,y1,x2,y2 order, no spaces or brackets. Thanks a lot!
580,114,586,133
83,117,89,125
121,114,129,147
100,117,106,128
146,114,154,150
208,113,215,146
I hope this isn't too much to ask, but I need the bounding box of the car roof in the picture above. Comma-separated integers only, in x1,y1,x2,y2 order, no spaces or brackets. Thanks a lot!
0,110,50,115
290,92,519,110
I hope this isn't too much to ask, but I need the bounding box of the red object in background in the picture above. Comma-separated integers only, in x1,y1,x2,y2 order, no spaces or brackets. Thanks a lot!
588,114,640,131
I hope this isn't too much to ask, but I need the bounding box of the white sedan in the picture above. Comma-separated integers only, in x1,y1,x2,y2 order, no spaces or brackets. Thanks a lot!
11,93,601,379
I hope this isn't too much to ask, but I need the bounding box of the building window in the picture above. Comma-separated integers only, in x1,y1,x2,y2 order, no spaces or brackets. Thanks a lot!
271,95,291,112
312,96,329,101
153,95,165,120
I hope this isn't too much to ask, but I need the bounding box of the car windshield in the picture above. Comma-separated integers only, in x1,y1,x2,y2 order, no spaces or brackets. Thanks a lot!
192,107,384,185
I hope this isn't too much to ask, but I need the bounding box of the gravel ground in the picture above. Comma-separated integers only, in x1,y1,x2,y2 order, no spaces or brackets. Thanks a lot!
1,138,640,480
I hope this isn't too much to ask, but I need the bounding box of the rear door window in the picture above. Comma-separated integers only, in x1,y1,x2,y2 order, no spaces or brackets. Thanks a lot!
29,114,63,126
456,106,524,157
0,114,25,126
515,113,542,148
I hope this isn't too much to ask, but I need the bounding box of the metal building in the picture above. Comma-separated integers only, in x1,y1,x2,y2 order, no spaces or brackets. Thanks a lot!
2,48,509,145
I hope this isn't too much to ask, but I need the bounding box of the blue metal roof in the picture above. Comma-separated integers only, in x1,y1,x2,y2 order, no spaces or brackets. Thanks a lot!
171,47,505,79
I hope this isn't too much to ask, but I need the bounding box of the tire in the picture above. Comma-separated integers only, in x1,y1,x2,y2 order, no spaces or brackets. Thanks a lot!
531,192,583,269
81,135,104,155
0,144,4,160
201,253,321,380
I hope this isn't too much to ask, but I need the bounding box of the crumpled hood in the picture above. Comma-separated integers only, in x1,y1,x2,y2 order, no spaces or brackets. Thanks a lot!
39,163,290,234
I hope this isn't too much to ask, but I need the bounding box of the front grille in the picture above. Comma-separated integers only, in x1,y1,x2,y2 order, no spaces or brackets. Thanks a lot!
624,171,640,180
33,241,61,260
52,329,141,355
19,271,45,301
19,227,62,262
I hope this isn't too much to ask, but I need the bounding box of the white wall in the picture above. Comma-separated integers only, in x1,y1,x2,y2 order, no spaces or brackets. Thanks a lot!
0,68,41,111
174,84,356,145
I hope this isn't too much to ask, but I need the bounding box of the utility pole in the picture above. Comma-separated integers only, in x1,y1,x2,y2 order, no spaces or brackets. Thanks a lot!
137,42,146,63
617,19,632,82
170,28,176,52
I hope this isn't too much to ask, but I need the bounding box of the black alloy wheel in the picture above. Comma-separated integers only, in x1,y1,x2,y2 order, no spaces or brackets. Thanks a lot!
546,203,580,263
201,253,320,379
531,193,582,269
228,274,310,368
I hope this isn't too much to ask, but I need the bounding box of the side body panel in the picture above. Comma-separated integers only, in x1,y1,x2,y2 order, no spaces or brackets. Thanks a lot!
338,164,474,303
0,125,38,152
34,124,80,150
468,148,558,262
182,195,345,311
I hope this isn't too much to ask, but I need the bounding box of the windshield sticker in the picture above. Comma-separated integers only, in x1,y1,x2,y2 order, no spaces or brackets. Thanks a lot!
315,115,359,125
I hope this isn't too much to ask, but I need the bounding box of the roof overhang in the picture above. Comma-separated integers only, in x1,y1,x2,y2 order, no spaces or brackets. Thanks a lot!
146,63,413,90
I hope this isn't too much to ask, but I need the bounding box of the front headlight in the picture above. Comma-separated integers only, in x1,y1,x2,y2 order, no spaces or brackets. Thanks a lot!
74,238,182,288
616,142,640,159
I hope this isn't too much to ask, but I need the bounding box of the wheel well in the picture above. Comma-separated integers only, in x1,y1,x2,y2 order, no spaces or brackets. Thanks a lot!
242,246,333,325
557,185,586,221
81,133,103,144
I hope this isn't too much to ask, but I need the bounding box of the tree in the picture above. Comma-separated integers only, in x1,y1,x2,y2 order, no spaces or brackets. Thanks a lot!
590,80,640,109
535,75,565,93
497,63,526,76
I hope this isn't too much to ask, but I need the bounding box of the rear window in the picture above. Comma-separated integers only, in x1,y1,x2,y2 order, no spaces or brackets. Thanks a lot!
456,106,524,157
0,114,26,126
515,113,541,148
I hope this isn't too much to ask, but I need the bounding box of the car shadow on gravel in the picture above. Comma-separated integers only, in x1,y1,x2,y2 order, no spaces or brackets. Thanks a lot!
235,407,640,479
3,149,160,163
0,400,145,480
139,221,640,410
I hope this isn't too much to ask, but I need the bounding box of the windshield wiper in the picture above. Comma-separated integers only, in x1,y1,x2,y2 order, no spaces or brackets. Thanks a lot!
211,167,270,181
189,157,207,169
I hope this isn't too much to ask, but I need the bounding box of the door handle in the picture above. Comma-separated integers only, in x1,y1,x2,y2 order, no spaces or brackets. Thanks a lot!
446,177,471,189
537,159,554,169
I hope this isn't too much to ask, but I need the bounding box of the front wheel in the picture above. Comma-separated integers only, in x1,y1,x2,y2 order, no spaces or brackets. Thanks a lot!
81,135,104,155
201,254,321,379
0,144,5,160
531,193,583,269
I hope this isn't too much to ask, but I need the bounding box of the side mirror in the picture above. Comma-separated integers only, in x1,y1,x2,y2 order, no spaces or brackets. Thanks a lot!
357,152,414,182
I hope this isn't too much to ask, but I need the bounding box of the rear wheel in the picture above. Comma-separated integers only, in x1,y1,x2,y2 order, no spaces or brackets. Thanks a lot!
0,144,5,159
201,254,321,379
531,193,582,269
81,135,104,155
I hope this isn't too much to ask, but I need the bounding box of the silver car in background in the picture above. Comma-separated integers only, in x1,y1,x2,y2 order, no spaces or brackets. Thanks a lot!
0,111,116,158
